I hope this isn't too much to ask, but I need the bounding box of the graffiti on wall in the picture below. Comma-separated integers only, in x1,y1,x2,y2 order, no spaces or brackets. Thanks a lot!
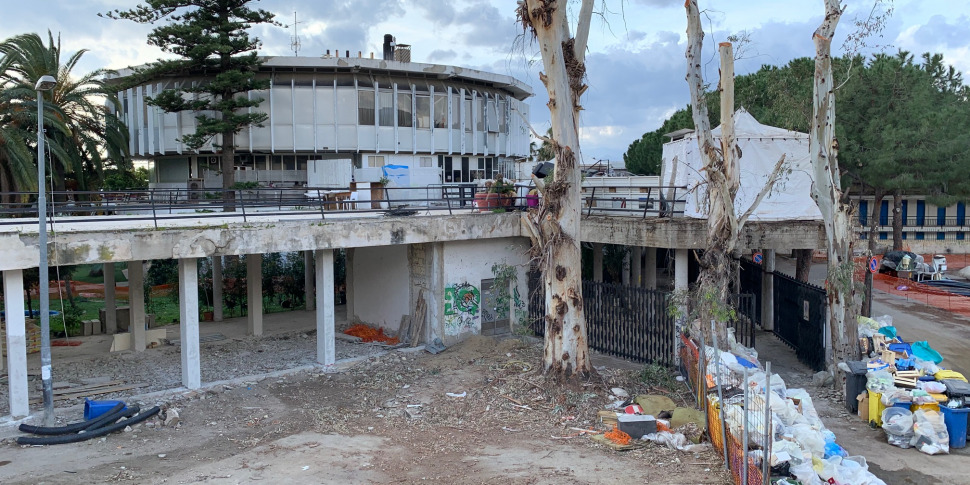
512,286,527,326
444,282,480,335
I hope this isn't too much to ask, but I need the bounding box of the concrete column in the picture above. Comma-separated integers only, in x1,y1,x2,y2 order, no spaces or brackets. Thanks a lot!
429,243,445,343
592,243,604,282
345,248,356,322
314,249,335,365
103,262,117,334
631,247,642,287
621,250,631,285
247,254,263,336
4,270,29,417
674,248,689,292
212,256,223,322
761,249,776,331
304,250,316,311
178,258,200,389
644,247,657,289
128,261,147,352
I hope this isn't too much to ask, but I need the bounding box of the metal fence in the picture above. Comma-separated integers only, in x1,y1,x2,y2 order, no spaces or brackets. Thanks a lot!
729,293,757,349
680,329,774,485
772,271,827,372
527,271,675,365
738,259,762,328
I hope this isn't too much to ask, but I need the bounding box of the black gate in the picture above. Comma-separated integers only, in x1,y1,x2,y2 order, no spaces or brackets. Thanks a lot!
773,271,827,371
527,271,675,365
738,259,762,327
729,293,757,348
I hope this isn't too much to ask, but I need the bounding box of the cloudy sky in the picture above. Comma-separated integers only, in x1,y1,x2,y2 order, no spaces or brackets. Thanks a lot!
3,0,969,164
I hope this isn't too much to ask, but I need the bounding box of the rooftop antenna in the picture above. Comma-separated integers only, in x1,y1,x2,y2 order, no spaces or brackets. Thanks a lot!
290,11,302,56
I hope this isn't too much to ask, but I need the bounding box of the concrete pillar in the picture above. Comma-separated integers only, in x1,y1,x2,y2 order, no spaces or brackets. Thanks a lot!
674,248,689,292
761,249,776,331
644,247,657,289
631,247,642,287
4,270,29,417
103,262,117,334
429,243,445,343
128,261,147,352
304,250,316,311
212,256,223,322
314,249,335,365
247,253,263,336
621,250,631,285
593,243,604,282
178,258,200,389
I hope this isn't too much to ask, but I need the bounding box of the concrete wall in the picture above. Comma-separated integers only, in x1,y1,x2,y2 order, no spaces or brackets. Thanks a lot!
350,245,410,333
437,238,530,344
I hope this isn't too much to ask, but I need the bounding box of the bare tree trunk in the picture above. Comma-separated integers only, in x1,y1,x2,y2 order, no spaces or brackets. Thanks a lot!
810,0,860,375
795,249,813,282
518,0,593,379
863,190,884,317
222,131,236,212
892,190,903,250
684,3,740,345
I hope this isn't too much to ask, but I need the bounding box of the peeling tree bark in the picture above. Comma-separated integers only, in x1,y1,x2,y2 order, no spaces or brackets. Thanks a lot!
809,0,860,374
518,0,593,379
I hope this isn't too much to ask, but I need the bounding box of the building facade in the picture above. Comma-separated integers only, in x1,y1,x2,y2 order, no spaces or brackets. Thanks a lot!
109,54,532,193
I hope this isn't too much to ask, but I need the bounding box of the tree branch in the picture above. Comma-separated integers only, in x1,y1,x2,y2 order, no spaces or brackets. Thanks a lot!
738,154,787,228
573,0,595,64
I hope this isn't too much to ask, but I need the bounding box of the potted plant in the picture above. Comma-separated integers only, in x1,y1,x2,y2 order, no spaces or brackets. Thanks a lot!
476,181,494,211
490,175,517,208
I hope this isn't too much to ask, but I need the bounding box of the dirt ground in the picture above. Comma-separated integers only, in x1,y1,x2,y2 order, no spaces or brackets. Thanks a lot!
1,334,730,484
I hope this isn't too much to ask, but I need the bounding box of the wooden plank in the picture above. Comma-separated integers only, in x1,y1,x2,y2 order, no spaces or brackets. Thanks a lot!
50,380,126,396
29,384,140,404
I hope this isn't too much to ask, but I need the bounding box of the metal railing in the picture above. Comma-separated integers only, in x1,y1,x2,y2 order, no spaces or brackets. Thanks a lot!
0,183,689,228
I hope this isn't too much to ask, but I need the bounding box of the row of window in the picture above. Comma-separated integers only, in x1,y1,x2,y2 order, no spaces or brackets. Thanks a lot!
356,89,506,131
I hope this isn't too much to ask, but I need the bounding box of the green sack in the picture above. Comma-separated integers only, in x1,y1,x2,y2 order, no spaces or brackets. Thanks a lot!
911,340,943,364
877,326,897,339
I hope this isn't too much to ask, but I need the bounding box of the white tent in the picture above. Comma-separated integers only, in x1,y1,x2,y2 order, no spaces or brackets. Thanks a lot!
660,109,822,221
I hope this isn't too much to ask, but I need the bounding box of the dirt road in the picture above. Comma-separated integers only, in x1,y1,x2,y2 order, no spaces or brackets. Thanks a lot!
1,336,729,484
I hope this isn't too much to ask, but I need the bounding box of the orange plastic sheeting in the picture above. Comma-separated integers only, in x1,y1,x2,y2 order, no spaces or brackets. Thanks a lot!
344,323,400,345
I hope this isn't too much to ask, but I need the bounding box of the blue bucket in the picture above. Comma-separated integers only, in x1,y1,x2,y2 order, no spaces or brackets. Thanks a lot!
84,398,126,420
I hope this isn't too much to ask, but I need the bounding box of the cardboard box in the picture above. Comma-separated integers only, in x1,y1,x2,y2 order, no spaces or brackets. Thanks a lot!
858,392,869,422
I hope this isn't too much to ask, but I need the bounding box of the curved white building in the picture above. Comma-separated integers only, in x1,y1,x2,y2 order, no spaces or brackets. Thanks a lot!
110,50,532,192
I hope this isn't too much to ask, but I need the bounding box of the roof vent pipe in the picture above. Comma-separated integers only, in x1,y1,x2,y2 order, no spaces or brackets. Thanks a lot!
383,34,396,61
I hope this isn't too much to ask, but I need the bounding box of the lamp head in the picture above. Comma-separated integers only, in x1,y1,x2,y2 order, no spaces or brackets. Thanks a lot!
35,75,57,91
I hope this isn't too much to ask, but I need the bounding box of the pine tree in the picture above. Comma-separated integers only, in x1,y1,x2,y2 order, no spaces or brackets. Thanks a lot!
103,1,278,210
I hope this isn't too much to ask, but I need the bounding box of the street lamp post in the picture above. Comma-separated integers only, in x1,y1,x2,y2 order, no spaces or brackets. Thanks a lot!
36,74,57,425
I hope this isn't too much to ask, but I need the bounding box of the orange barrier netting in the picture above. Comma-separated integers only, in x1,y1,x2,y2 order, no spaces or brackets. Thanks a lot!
850,255,970,316
344,323,400,345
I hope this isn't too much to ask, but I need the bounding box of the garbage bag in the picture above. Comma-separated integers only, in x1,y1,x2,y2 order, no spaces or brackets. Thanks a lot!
792,423,825,458
866,370,895,393
790,458,824,485
911,341,943,365
914,357,940,375
881,407,915,449
857,316,880,338
746,371,787,399
877,326,898,340
911,409,949,455
880,388,910,406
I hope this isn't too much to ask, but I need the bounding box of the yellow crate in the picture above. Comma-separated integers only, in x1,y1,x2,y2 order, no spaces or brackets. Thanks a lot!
869,390,886,426
912,402,940,413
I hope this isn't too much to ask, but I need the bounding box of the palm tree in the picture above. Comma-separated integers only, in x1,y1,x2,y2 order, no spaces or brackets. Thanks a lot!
0,31,129,197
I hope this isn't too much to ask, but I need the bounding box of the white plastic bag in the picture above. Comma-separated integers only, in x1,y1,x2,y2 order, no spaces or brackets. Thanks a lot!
880,407,914,448
918,381,946,394
911,409,949,455
790,458,823,485
791,423,825,458
866,370,895,393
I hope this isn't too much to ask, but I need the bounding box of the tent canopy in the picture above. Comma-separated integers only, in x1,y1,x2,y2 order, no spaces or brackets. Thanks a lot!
660,108,821,221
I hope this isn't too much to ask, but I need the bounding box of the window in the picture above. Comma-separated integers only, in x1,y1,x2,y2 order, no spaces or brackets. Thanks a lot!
486,98,498,132
463,96,472,132
451,92,461,130
475,96,484,131
419,156,433,167
433,93,448,128
379,90,394,126
416,95,431,129
398,92,413,127
498,98,508,133
358,89,375,125
367,155,385,168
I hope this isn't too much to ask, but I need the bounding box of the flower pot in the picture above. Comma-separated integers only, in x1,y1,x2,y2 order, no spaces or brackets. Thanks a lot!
484,193,500,211
202,311,214,322
474,192,490,212
526,194,539,207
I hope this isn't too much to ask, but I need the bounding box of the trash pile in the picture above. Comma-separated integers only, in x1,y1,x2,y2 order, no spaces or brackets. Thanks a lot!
694,329,886,485
848,315,969,455
596,390,710,452
344,323,400,345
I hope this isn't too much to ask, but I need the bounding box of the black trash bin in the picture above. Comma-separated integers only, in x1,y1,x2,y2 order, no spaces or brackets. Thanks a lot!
845,360,869,413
